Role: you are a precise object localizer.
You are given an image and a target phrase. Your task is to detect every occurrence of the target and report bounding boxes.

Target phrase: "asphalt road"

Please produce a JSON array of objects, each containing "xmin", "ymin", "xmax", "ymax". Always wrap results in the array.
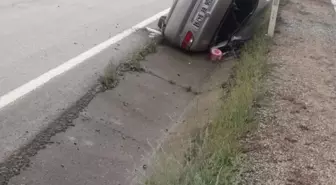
[
  {"xmin": 0, "ymin": 0, "xmax": 169, "ymax": 96},
  {"xmin": 0, "ymin": 0, "xmax": 170, "ymax": 162}
]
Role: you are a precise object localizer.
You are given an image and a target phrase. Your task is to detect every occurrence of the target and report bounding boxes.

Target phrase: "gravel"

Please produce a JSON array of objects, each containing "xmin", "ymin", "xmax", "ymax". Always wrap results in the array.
[{"xmin": 241, "ymin": 0, "xmax": 336, "ymax": 184}]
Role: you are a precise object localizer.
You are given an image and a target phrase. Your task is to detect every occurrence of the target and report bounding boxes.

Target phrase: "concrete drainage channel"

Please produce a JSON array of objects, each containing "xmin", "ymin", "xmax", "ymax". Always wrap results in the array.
[{"xmin": 0, "ymin": 29, "xmax": 234, "ymax": 185}]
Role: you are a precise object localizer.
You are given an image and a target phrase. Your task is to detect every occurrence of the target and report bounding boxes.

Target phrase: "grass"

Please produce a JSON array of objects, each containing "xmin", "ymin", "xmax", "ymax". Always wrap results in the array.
[
  {"xmin": 118, "ymin": 40, "xmax": 157, "ymax": 73},
  {"xmin": 144, "ymin": 20, "xmax": 270, "ymax": 185},
  {"xmin": 99, "ymin": 40, "xmax": 158, "ymax": 89},
  {"xmin": 99, "ymin": 62, "xmax": 119, "ymax": 89}
]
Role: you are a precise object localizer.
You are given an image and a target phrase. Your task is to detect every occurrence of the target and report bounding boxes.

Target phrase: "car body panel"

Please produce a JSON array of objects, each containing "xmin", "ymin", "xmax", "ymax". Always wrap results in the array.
[
  {"xmin": 164, "ymin": 0, "xmax": 232, "ymax": 51},
  {"xmin": 231, "ymin": 0, "xmax": 270, "ymax": 41},
  {"xmin": 162, "ymin": 0, "xmax": 270, "ymax": 52}
]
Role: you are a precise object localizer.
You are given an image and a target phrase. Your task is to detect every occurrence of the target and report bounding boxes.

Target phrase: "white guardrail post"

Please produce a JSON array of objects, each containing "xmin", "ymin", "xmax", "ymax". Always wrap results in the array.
[{"xmin": 268, "ymin": 0, "xmax": 280, "ymax": 37}]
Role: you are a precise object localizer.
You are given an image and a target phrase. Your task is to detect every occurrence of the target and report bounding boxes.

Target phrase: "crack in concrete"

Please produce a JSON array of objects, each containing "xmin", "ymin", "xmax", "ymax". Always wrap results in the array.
[
  {"xmin": 144, "ymin": 69, "xmax": 201, "ymax": 95},
  {"xmin": 93, "ymin": 116, "xmax": 147, "ymax": 146}
]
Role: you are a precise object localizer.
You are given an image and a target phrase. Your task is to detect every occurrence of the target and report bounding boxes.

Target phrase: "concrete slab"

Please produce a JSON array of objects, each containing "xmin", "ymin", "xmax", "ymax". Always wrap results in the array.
[
  {"xmin": 142, "ymin": 46, "xmax": 219, "ymax": 92},
  {"xmin": 4, "ymin": 42, "xmax": 233, "ymax": 185},
  {"xmin": 9, "ymin": 114, "xmax": 148, "ymax": 185},
  {"xmin": 200, "ymin": 60, "xmax": 235, "ymax": 92},
  {"xmin": 83, "ymin": 72, "xmax": 194, "ymax": 144},
  {"xmin": 8, "ymin": 72, "xmax": 194, "ymax": 185}
]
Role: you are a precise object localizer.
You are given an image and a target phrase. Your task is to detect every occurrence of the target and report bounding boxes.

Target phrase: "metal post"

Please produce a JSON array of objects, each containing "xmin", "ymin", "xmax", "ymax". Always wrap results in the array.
[{"xmin": 268, "ymin": 0, "xmax": 280, "ymax": 37}]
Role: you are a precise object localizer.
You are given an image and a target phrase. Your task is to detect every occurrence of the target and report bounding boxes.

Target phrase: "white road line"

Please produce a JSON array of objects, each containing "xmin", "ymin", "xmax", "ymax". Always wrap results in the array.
[
  {"xmin": 332, "ymin": 0, "xmax": 336, "ymax": 12},
  {"xmin": 0, "ymin": 8, "xmax": 170, "ymax": 110}
]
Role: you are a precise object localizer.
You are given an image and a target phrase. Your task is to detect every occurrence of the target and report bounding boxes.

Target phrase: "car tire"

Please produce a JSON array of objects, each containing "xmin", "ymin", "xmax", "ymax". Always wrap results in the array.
[{"xmin": 158, "ymin": 16, "xmax": 167, "ymax": 31}]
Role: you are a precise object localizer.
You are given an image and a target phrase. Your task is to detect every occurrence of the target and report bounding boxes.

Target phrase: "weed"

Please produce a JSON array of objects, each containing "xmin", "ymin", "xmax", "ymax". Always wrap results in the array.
[
  {"xmin": 118, "ymin": 61, "xmax": 145, "ymax": 72},
  {"xmin": 144, "ymin": 17, "xmax": 270, "ymax": 185},
  {"xmin": 99, "ymin": 72, "xmax": 118, "ymax": 89},
  {"xmin": 99, "ymin": 62, "xmax": 119, "ymax": 89},
  {"xmin": 185, "ymin": 86, "xmax": 192, "ymax": 93},
  {"xmin": 118, "ymin": 41, "xmax": 158, "ymax": 73},
  {"xmin": 100, "ymin": 40, "xmax": 158, "ymax": 89}
]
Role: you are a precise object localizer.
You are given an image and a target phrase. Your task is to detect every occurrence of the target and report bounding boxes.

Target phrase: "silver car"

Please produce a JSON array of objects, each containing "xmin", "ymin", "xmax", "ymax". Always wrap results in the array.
[{"xmin": 158, "ymin": 0, "xmax": 270, "ymax": 52}]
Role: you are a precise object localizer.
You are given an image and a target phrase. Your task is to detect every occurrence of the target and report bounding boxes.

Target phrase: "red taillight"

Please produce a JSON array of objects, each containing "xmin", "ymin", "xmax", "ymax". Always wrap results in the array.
[{"xmin": 181, "ymin": 31, "xmax": 194, "ymax": 49}]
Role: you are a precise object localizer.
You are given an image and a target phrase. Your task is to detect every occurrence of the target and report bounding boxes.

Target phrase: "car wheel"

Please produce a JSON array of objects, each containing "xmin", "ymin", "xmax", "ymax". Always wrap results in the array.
[{"xmin": 158, "ymin": 16, "xmax": 167, "ymax": 30}]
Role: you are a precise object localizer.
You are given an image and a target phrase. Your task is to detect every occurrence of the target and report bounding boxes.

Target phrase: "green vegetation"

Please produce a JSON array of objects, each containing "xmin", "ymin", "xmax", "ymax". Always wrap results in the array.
[
  {"xmin": 145, "ymin": 23, "xmax": 270, "ymax": 185},
  {"xmin": 99, "ymin": 40, "xmax": 158, "ymax": 89}
]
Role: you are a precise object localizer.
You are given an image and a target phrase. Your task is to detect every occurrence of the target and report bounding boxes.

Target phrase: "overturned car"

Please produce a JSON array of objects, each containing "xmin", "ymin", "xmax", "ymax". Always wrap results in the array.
[{"xmin": 158, "ymin": 0, "xmax": 270, "ymax": 52}]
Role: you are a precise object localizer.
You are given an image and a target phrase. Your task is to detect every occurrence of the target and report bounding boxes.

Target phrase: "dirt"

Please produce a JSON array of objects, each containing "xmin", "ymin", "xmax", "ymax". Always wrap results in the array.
[{"xmin": 241, "ymin": 0, "xmax": 336, "ymax": 184}]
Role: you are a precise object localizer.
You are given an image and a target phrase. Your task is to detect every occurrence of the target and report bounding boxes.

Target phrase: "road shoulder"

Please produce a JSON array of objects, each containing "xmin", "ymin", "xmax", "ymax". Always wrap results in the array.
[
  {"xmin": 2, "ymin": 40, "xmax": 233, "ymax": 185},
  {"xmin": 242, "ymin": 0, "xmax": 336, "ymax": 184}
]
